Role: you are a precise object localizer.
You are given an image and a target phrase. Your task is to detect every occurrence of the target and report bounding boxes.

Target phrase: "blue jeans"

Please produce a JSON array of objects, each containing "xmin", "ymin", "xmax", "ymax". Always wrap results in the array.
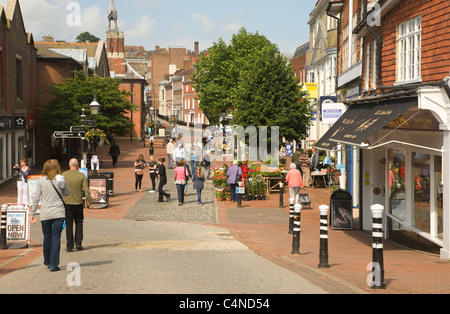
[
  {"xmin": 230, "ymin": 184, "xmax": 238, "ymax": 202},
  {"xmin": 196, "ymin": 189, "xmax": 202, "ymax": 204},
  {"xmin": 41, "ymin": 218, "xmax": 65, "ymax": 270},
  {"xmin": 176, "ymin": 184, "xmax": 185, "ymax": 203}
]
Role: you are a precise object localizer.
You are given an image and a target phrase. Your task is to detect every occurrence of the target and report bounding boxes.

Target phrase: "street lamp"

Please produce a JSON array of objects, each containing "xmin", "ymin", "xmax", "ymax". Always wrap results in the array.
[
  {"xmin": 89, "ymin": 95, "xmax": 101, "ymax": 117},
  {"xmin": 149, "ymin": 106, "xmax": 155, "ymax": 121},
  {"xmin": 89, "ymin": 95, "xmax": 101, "ymax": 159}
]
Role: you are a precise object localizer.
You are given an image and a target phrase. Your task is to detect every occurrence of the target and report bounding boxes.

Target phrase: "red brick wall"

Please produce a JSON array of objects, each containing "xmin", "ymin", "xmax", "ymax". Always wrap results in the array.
[
  {"xmin": 37, "ymin": 61, "xmax": 74, "ymax": 108},
  {"xmin": 365, "ymin": 0, "xmax": 450, "ymax": 87},
  {"xmin": 120, "ymin": 81, "xmax": 145, "ymax": 139}
]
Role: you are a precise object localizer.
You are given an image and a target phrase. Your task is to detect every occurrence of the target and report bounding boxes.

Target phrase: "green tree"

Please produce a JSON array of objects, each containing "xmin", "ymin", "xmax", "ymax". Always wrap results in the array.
[
  {"xmin": 76, "ymin": 32, "xmax": 100, "ymax": 43},
  {"xmin": 40, "ymin": 70, "xmax": 135, "ymax": 136},
  {"xmin": 193, "ymin": 28, "xmax": 311, "ymax": 143}
]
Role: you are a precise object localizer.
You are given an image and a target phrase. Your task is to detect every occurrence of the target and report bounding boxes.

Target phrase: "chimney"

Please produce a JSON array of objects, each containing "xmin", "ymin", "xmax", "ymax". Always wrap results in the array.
[{"xmin": 194, "ymin": 41, "xmax": 199, "ymax": 55}]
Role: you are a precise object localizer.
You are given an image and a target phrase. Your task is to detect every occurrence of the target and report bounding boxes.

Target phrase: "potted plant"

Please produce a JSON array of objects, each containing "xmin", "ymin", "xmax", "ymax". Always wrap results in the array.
[
  {"xmin": 223, "ymin": 188, "xmax": 231, "ymax": 201},
  {"xmin": 85, "ymin": 129, "xmax": 108, "ymax": 144},
  {"xmin": 215, "ymin": 190, "xmax": 224, "ymax": 201}
]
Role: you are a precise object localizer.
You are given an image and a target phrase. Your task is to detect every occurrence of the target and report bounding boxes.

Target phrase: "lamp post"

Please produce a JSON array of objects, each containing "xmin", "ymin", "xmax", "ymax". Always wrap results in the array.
[
  {"xmin": 81, "ymin": 108, "xmax": 86, "ymax": 167},
  {"xmin": 89, "ymin": 95, "xmax": 101, "ymax": 155}
]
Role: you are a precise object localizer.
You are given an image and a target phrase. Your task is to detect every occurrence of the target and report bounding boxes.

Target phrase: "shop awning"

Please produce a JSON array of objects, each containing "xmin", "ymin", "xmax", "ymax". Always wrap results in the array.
[{"xmin": 315, "ymin": 97, "xmax": 417, "ymax": 151}]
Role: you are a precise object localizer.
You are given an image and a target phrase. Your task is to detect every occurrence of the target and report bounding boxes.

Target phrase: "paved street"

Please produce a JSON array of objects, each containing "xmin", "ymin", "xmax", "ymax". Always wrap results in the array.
[
  {"xmin": 1, "ymin": 139, "xmax": 450, "ymax": 295},
  {"xmin": 0, "ymin": 218, "xmax": 329, "ymax": 294}
]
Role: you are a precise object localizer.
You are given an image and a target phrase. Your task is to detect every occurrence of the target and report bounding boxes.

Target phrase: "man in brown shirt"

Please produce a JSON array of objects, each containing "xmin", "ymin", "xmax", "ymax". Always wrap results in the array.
[
  {"xmin": 62, "ymin": 158, "xmax": 92, "ymax": 252},
  {"xmin": 299, "ymin": 150, "xmax": 311, "ymax": 187}
]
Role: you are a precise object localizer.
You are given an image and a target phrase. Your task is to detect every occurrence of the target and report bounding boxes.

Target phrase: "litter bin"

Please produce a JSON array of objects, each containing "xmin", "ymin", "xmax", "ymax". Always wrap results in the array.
[
  {"xmin": 88, "ymin": 174, "xmax": 109, "ymax": 209},
  {"xmin": 99, "ymin": 172, "xmax": 114, "ymax": 197}
]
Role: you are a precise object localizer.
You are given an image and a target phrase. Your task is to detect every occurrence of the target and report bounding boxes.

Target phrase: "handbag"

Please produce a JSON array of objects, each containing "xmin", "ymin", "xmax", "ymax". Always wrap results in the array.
[
  {"xmin": 136, "ymin": 169, "xmax": 144, "ymax": 176},
  {"xmin": 175, "ymin": 180, "xmax": 186, "ymax": 185}
]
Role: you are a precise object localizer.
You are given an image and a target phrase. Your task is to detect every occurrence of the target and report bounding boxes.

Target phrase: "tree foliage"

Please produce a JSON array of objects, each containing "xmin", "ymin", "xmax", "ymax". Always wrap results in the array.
[
  {"xmin": 76, "ymin": 32, "xmax": 100, "ymax": 43},
  {"xmin": 40, "ymin": 71, "xmax": 134, "ymax": 136},
  {"xmin": 193, "ymin": 28, "xmax": 311, "ymax": 143}
]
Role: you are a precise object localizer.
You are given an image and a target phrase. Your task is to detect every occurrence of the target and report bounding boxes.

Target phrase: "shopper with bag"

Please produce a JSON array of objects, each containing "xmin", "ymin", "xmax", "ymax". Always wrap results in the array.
[
  {"xmin": 30, "ymin": 159, "xmax": 71, "ymax": 272},
  {"xmin": 134, "ymin": 154, "xmax": 147, "ymax": 192},
  {"xmin": 174, "ymin": 159, "xmax": 189, "ymax": 206}
]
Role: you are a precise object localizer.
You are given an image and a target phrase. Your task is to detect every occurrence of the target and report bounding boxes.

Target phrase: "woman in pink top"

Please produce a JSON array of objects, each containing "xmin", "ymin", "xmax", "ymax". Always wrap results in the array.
[
  {"xmin": 286, "ymin": 163, "xmax": 303, "ymax": 204},
  {"xmin": 174, "ymin": 160, "xmax": 189, "ymax": 205}
]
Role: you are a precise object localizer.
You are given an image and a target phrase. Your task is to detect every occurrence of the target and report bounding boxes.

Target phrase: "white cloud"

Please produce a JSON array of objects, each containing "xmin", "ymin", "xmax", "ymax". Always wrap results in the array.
[
  {"xmin": 125, "ymin": 14, "xmax": 155, "ymax": 41},
  {"xmin": 192, "ymin": 12, "xmax": 215, "ymax": 33}
]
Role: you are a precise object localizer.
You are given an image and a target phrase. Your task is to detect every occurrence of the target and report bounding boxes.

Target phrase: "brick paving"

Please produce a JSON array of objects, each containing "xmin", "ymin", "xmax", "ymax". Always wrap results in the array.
[{"xmin": 1, "ymin": 138, "xmax": 450, "ymax": 294}]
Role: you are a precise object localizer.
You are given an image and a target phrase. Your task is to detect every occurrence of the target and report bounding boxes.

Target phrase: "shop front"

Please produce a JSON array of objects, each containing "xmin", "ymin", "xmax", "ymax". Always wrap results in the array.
[{"xmin": 315, "ymin": 84, "xmax": 450, "ymax": 259}]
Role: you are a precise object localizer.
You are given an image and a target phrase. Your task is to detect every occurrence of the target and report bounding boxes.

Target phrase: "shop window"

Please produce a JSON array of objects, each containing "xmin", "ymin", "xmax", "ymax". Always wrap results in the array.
[
  {"xmin": 388, "ymin": 150, "xmax": 406, "ymax": 220},
  {"xmin": 435, "ymin": 156, "xmax": 443, "ymax": 239},
  {"xmin": 412, "ymin": 152, "xmax": 430, "ymax": 234}
]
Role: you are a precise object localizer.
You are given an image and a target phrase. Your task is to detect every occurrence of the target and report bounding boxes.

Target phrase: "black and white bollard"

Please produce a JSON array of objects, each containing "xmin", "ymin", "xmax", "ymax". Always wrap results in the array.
[
  {"xmin": 291, "ymin": 203, "xmax": 302, "ymax": 255},
  {"xmin": 370, "ymin": 204, "xmax": 386, "ymax": 289},
  {"xmin": 288, "ymin": 197, "xmax": 294, "ymax": 234},
  {"xmin": 318, "ymin": 205, "xmax": 330, "ymax": 268},
  {"xmin": 1, "ymin": 205, "xmax": 7, "ymax": 250}
]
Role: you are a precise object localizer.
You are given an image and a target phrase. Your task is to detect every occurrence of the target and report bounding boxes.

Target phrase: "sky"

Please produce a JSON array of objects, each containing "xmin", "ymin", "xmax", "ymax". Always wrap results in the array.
[{"xmin": 0, "ymin": 0, "xmax": 317, "ymax": 53}]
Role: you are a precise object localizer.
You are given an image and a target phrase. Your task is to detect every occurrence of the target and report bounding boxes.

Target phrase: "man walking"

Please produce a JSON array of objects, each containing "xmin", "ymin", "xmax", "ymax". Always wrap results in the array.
[
  {"xmin": 62, "ymin": 158, "xmax": 92, "ymax": 252},
  {"xmin": 109, "ymin": 141, "xmax": 120, "ymax": 167}
]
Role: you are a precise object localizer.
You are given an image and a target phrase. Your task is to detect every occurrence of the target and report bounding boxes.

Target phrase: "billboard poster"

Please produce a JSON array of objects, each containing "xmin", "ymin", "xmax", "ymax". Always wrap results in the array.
[
  {"xmin": 331, "ymin": 189, "xmax": 353, "ymax": 230},
  {"xmin": 89, "ymin": 177, "xmax": 108, "ymax": 208}
]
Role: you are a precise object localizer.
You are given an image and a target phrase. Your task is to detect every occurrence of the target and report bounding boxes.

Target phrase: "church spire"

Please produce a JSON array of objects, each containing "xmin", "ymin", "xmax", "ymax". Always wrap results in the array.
[{"xmin": 107, "ymin": 0, "xmax": 118, "ymax": 32}]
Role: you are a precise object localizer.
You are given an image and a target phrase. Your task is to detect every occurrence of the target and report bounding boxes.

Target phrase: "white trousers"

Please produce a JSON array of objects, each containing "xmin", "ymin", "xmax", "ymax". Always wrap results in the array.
[{"xmin": 17, "ymin": 181, "xmax": 28, "ymax": 204}]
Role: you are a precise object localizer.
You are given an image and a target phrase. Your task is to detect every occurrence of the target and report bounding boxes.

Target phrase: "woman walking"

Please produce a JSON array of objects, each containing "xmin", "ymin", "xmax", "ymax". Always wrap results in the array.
[
  {"xmin": 30, "ymin": 159, "xmax": 70, "ymax": 272},
  {"xmin": 174, "ymin": 160, "xmax": 189, "ymax": 206},
  {"xmin": 13, "ymin": 158, "xmax": 31, "ymax": 205},
  {"xmin": 134, "ymin": 154, "xmax": 147, "ymax": 192},
  {"xmin": 156, "ymin": 158, "xmax": 171, "ymax": 202},
  {"xmin": 193, "ymin": 166, "xmax": 205, "ymax": 206},
  {"xmin": 147, "ymin": 155, "xmax": 157, "ymax": 193}
]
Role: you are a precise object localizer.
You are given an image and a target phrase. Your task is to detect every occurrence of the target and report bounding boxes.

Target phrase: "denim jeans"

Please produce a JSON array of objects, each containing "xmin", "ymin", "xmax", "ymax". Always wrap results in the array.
[
  {"xmin": 176, "ymin": 184, "xmax": 185, "ymax": 203},
  {"xmin": 41, "ymin": 218, "xmax": 65, "ymax": 270},
  {"xmin": 196, "ymin": 189, "xmax": 202, "ymax": 204},
  {"xmin": 230, "ymin": 184, "xmax": 237, "ymax": 201}
]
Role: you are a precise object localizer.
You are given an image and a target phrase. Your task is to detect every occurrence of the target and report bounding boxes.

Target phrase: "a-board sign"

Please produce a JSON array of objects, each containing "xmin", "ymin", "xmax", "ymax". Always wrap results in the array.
[
  {"xmin": 6, "ymin": 205, "xmax": 31, "ymax": 243},
  {"xmin": 89, "ymin": 176, "xmax": 108, "ymax": 209},
  {"xmin": 330, "ymin": 189, "xmax": 353, "ymax": 230}
]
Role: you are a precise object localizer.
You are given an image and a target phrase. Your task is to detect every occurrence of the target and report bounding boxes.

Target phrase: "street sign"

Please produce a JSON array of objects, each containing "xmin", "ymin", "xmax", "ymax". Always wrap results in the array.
[
  {"xmin": 53, "ymin": 131, "xmax": 86, "ymax": 139},
  {"xmin": 84, "ymin": 120, "xmax": 96, "ymax": 127},
  {"xmin": 71, "ymin": 126, "xmax": 85, "ymax": 132}
]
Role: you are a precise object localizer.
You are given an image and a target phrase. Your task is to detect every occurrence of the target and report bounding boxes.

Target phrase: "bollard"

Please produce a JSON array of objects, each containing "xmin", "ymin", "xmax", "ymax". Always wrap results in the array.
[
  {"xmin": 291, "ymin": 203, "xmax": 302, "ymax": 255},
  {"xmin": 318, "ymin": 205, "xmax": 330, "ymax": 268},
  {"xmin": 288, "ymin": 198, "xmax": 294, "ymax": 234},
  {"xmin": 1, "ymin": 205, "xmax": 7, "ymax": 250},
  {"xmin": 370, "ymin": 204, "xmax": 386, "ymax": 289},
  {"xmin": 279, "ymin": 181, "xmax": 284, "ymax": 209}
]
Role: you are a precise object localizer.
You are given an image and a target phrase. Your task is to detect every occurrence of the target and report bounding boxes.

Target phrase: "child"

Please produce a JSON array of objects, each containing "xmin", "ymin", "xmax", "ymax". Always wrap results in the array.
[{"xmin": 192, "ymin": 166, "xmax": 205, "ymax": 205}]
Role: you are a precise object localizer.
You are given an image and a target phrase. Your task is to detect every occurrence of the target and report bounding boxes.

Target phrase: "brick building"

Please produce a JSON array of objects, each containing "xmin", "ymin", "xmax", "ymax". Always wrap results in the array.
[
  {"xmin": 106, "ymin": 0, "xmax": 146, "ymax": 141},
  {"xmin": 0, "ymin": 0, "xmax": 37, "ymax": 184},
  {"xmin": 318, "ymin": 0, "xmax": 450, "ymax": 258}
]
